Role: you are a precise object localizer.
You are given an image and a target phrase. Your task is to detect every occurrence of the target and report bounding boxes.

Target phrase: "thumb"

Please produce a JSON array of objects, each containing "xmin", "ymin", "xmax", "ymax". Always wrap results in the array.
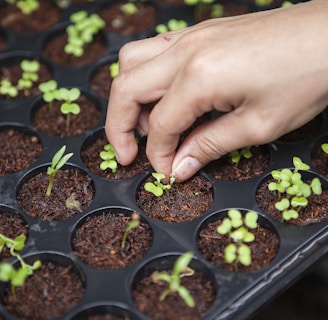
[{"xmin": 171, "ymin": 108, "xmax": 278, "ymax": 182}]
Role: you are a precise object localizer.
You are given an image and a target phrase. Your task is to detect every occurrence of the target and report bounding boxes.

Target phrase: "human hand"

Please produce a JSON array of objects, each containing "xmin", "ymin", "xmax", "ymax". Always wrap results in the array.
[{"xmin": 106, "ymin": 0, "xmax": 328, "ymax": 182}]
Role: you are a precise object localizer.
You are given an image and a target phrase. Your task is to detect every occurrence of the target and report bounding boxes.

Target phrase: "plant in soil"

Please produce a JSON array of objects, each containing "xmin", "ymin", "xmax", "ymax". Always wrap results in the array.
[
  {"xmin": 99, "ymin": 143, "xmax": 118, "ymax": 173},
  {"xmin": 144, "ymin": 172, "xmax": 176, "ymax": 197},
  {"xmin": 46, "ymin": 145, "xmax": 74, "ymax": 196},
  {"xmin": 0, "ymin": 233, "xmax": 41, "ymax": 294},
  {"xmin": 151, "ymin": 251, "xmax": 196, "ymax": 308},
  {"xmin": 268, "ymin": 156, "xmax": 322, "ymax": 221},
  {"xmin": 121, "ymin": 212, "xmax": 140, "ymax": 249},
  {"xmin": 216, "ymin": 209, "xmax": 258, "ymax": 269},
  {"xmin": 65, "ymin": 10, "xmax": 105, "ymax": 58},
  {"xmin": 5, "ymin": 0, "xmax": 39, "ymax": 15}
]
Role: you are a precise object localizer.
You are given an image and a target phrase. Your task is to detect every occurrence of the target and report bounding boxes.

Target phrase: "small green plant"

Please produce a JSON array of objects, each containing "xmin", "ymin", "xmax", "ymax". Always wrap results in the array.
[
  {"xmin": 57, "ymin": 88, "xmax": 81, "ymax": 129},
  {"xmin": 321, "ymin": 143, "xmax": 328, "ymax": 155},
  {"xmin": 99, "ymin": 143, "xmax": 118, "ymax": 173},
  {"xmin": 229, "ymin": 146, "xmax": 253, "ymax": 165},
  {"xmin": 121, "ymin": 212, "xmax": 140, "ymax": 248},
  {"xmin": 38, "ymin": 79, "xmax": 58, "ymax": 109},
  {"xmin": 0, "ymin": 59, "xmax": 40, "ymax": 98},
  {"xmin": 254, "ymin": 0, "xmax": 273, "ymax": 6},
  {"xmin": 217, "ymin": 209, "xmax": 258, "ymax": 268},
  {"xmin": 6, "ymin": 0, "xmax": 39, "ymax": 15},
  {"xmin": 0, "ymin": 233, "xmax": 41, "ymax": 295},
  {"xmin": 65, "ymin": 10, "xmax": 105, "ymax": 57},
  {"xmin": 155, "ymin": 19, "xmax": 188, "ymax": 34},
  {"xmin": 281, "ymin": 1, "xmax": 293, "ymax": 6},
  {"xmin": 144, "ymin": 172, "xmax": 176, "ymax": 197},
  {"xmin": 268, "ymin": 157, "xmax": 322, "ymax": 221},
  {"xmin": 151, "ymin": 252, "xmax": 195, "ymax": 308},
  {"xmin": 46, "ymin": 145, "xmax": 74, "ymax": 196},
  {"xmin": 109, "ymin": 61, "xmax": 120, "ymax": 79}
]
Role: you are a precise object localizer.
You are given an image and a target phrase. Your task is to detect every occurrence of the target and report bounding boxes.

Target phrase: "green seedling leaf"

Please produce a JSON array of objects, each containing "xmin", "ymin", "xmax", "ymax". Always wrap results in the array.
[
  {"xmin": 144, "ymin": 182, "xmax": 163, "ymax": 197},
  {"xmin": 230, "ymin": 150, "xmax": 240, "ymax": 164},
  {"xmin": 321, "ymin": 143, "xmax": 328, "ymax": 155},
  {"xmin": 177, "ymin": 285, "xmax": 195, "ymax": 308},
  {"xmin": 311, "ymin": 177, "xmax": 322, "ymax": 195},
  {"xmin": 244, "ymin": 211, "xmax": 258, "ymax": 229},
  {"xmin": 217, "ymin": 217, "xmax": 232, "ymax": 235},
  {"xmin": 109, "ymin": 62, "xmax": 120, "ymax": 78},
  {"xmin": 224, "ymin": 243, "xmax": 237, "ymax": 264},
  {"xmin": 227, "ymin": 209, "xmax": 243, "ymax": 228},
  {"xmin": 275, "ymin": 198, "xmax": 290, "ymax": 211},
  {"xmin": 60, "ymin": 102, "xmax": 80, "ymax": 115},
  {"xmin": 12, "ymin": 234, "xmax": 26, "ymax": 251},
  {"xmin": 291, "ymin": 196, "xmax": 308, "ymax": 207},
  {"xmin": 20, "ymin": 60, "xmax": 40, "ymax": 73},
  {"xmin": 268, "ymin": 181, "xmax": 285, "ymax": 193},
  {"xmin": 238, "ymin": 244, "xmax": 252, "ymax": 266},
  {"xmin": 0, "ymin": 263, "xmax": 15, "ymax": 282},
  {"xmin": 293, "ymin": 156, "xmax": 310, "ymax": 172},
  {"xmin": 283, "ymin": 209, "xmax": 299, "ymax": 221}
]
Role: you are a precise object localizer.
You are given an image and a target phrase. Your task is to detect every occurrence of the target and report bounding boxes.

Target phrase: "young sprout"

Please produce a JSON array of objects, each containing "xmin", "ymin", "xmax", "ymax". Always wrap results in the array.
[
  {"xmin": 229, "ymin": 146, "xmax": 253, "ymax": 165},
  {"xmin": 17, "ymin": 59, "xmax": 40, "ymax": 96},
  {"xmin": 268, "ymin": 157, "xmax": 322, "ymax": 221},
  {"xmin": 57, "ymin": 88, "xmax": 81, "ymax": 129},
  {"xmin": 99, "ymin": 143, "xmax": 118, "ymax": 173},
  {"xmin": 121, "ymin": 212, "xmax": 140, "ymax": 249},
  {"xmin": 217, "ymin": 209, "xmax": 258, "ymax": 267},
  {"xmin": 155, "ymin": 19, "xmax": 188, "ymax": 34},
  {"xmin": 0, "ymin": 79, "xmax": 18, "ymax": 98},
  {"xmin": 0, "ymin": 233, "xmax": 41, "ymax": 294},
  {"xmin": 121, "ymin": 2, "xmax": 138, "ymax": 16},
  {"xmin": 38, "ymin": 80, "xmax": 58, "ymax": 110},
  {"xmin": 46, "ymin": 145, "xmax": 73, "ymax": 196},
  {"xmin": 144, "ymin": 172, "xmax": 176, "ymax": 197},
  {"xmin": 65, "ymin": 10, "xmax": 105, "ymax": 57},
  {"xmin": 321, "ymin": 143, "xmax": 328, "ymax": 155},
  {"xmin": 109, "ymin": 61, "xmax": 120, "ymax": 79},
  {"xmin": 6, "ymin": 0, "xmax": 39, "ymax": 15},
  {"xmin": 151, "ymin": 252, "xmax": 195, "ymax": 308}
]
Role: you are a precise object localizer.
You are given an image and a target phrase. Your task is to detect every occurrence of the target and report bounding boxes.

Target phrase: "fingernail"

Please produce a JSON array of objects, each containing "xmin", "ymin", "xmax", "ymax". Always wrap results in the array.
[{"xmin": 172, "ymin": 157, "xmax": 203, "ymax": 181}]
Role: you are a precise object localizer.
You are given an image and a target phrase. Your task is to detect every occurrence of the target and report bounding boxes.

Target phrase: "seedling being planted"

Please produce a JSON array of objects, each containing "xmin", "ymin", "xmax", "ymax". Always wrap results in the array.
[
  {"xmin": 99, "ymin": 143, "xmax": 118, "ymax": 173},
  {"xmin": 151, "ymin": 252, "xmax": 195, "ymax": 308},
  {"xmin": 144, "ymin": 172, "xmax": 176, "ymax": 197},
  {"xmin": 121, "ymin": 212, "xmax": 140, "ymax": 249},
  {"xmin": 229, "ymin": 146, "xmax": 253, "ymax": 165},
  {"xmin": 46, "ymin": 145, "xmax": 73, "ymax": 196},
  {"xmin": 65, "ymin": 10, "xmax": 105, "ymax": 57},
  {"xmin": 0, "ymin": 233, "xmax": 41, "ymax": 295},
  {"xmin": 268, "ymin": 157, "xmax": 322, "ymax": 221},
  {"xmin": 5, "ymin": 0, "xmax": 39, "ymax": 15},
  {"xmin": 217, "ymin": 209, "xmax": 258, "ymax": 268}
]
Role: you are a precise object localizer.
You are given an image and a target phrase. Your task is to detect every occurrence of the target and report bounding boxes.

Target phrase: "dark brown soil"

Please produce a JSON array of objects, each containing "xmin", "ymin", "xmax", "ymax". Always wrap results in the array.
[
  {"xmin": 0, "ymin": 128, "xmax": 42, "ymax": 176},
  {"xmin": 32, "ymin": 95, "xmax": 102, "ymax": 137},
  {"xmin": 89, "ymin": 62, "xmax": 113, "ymax": 99},
  {"xmin": 0, "ymin": 59, "xmax": 53, "ymax": 99},
  {"xmin": 43, "ymin": 33, "xmax": 107, "ymax": 67},
  {"xmin": 2, "ymin": 261, "xmax": 84, "ymax": 320},
  {"xmin": 72, "ymin": 211, "xmax": 152, "ymax": 269},
  {"xmin": 0, "ymin": 32, "xmax": 6, "ymax": 51},
  {"xmin": 0, "ymin": 0, "xmax": 61, "ymax": 33},
  {"xmin": 16, "ymin": 168, "xmax": 94, "ymax": 221},
  {"xmin": 132, "ymin": 268, "xmax": 216, "ymax": 320},
  {"xmin": 256, "ymin": 179, "xmax": 328, "ymax": 226},
  {"xmin": 278, "ymin": 115, "xmax": 323, "ymax": 143},
  {"xmin": 99, "ymin": 1, "xmax": 157, "ymax": 36},
  {"xmin": 81, "ymin": 132, "xmax": 151, "ymax": 179},
  {"xmin": 136, "ymin": 174, "xmax": 214, "ymax": 223},
  {"xmin": 312, "ymin": 143, "xmax": 328, "ymax": 177},
  {"xmin": 203, "ymin": 145, "xmax": 270, "ymax": 181},
  {"xmin": 198, "ymin": 217, "xmax": 279, "ymax": 272},
  {"xmin": 0, "ymin": 211, "xmax": 29, "ymax": 262}
]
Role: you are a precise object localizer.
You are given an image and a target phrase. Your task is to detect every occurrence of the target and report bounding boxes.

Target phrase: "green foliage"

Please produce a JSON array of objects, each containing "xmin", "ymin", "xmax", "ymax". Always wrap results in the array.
[
  {"xmin": 151, "ymin": 252, "xmax": 195, "ymax": 308},
  {"xmin": 6, "ymin": 0, "xmax": 39, "ymax": 15},
  {"xmin": 254, "ymin": 0, "xmax": 273, "ymax": 6},
  {"xmin": 46, "ymin": 145, "xmax": 73, "ymax": 196},
  {"xmin": 281, "ymin": 1, "xmax": 293, "ymax": 6},
  {"xmin": 217, "ymin": 209, "xmax": 258, "ymax": 267},
  {"xmin": 229, "ymin": 146, "xmax": 253, "ymax": 165},
  {"xmin": 65, "ymin": 10, "xmax": 105, "ymax": 57},
  {"xmin": 144, "ymin": 172, "xmax": 176, "ymax": 197},
  {"xmin": 109, "ymin": 61, "xmax": 120, "ymax": 78},
  {"xmin": 0, "ymin": 59, "xmax": 40, "ymax": 98},
  {"xmin": 321, "ymin": 143, "xmax": 328, "ymax": 155},
  {"xmin": 268, "ymin": 157, "xmax": 322, "ymax": 221},
  {"xmin": 99, "ymin": 143, "xmax": 118, "ymax": 173},
  {"xmin": 155, "ymin": 19, "xmax": 188, "ymax": 34},
  {"xmin": 121, "ymin": 212, "xmax": 140, "ymax": 248},
  {"xmin": 58, "ymin": 88, "xmax": 81, "ymax": 128},
  {"xmin": 38, "ymin": 79, "xmax": 58, "ymax": 106},
  {"xmin": 0, "ymin": 233, "xmax": 41, "ymax": 294}
]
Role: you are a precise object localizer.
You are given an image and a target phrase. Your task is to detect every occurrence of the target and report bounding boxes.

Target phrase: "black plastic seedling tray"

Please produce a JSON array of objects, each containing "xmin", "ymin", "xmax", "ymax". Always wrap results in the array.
[{"xmin": 0, "ymin": 0, "xmax": 327, "ymax": 319}]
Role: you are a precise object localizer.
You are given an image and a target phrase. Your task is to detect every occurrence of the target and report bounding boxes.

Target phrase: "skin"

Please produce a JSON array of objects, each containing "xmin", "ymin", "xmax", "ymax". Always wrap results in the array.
[{"xmin": 106, "ymin": 0, "xmax": 328, "ymax": 182}]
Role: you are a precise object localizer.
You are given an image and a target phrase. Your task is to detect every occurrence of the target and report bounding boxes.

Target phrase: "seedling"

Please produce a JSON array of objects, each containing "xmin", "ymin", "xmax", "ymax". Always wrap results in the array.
[
  {"xmin": 268, "ymin": 157, "xmax": 322, "ymax": 221},
  {"xmin": 0, "ymin": 79, "xmax": 18, "ymax": 98},
  {"xmin": 217, "ymin": 209, "xmax": 258, "ymax": 268},
  {"xmin": 121, "ymin": 212, "xmax": 140, "ymax": 249},
  {"xmin": 0, "ymin": 232, "xmax": 41, "ymax": 295},
  {"xmin": 144, "ymin": 172, "xmax": 176, "ymax": 197},
  {"xmin": 17, "ymin": 59, "xmax": 40, "ymax": 95},
  {"xmin": 321, "ymin": 143, "xmax": 328, "ymax": 155},
  {"xmin": 151, "ymin": 252, "xmax": 195, "ymax": 308},
  {"xmin": 184, "ymin": 0, "xmax": 215, "ymax": 22},
  {"xmin": 109, "ymin": 61, "xmax": 120, "ymax": 79},
  {"xmin": 229, "ymin": 146, "xmax": 253, "ymax": 165},
  {"xmin": 5, "ymin": 0, "xmax": 39, "ymax": 15},
  {"xmin": 46, "ymin": 145, "xmax": 73, "ymax": 196},
  {"xmin": 57, "ymin": 88, "xmax": 81, "ymax": 129},
  {"xmin": 99, "ymin": 143, "xmax": 118, "ymax": 173},
  {"xmin": 65, "ymin": 10, "xmax": 105, "ymax": 57},
  {"xmin": 156, "ymin": 19, "xmax": 188, "ymax": 34},
  {"xmin": 38, "ymin": 79, "xmax": 58, "ymax": 110}
]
